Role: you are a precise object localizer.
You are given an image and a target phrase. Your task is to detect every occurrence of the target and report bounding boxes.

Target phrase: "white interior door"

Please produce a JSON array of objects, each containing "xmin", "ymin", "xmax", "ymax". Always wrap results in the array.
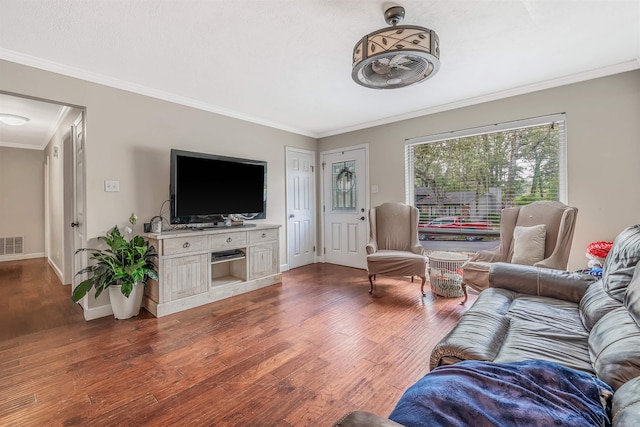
[
  {"xmin": 71, "ymin": 113, "xmax": 87, "ymax": 304},
  {"xmin": 286, "ymin": 147, "xmax": 316, "ymax": 269},
  {"xmin": 322, "ymin": 146, "xmax": 368, "ymax": 269}
]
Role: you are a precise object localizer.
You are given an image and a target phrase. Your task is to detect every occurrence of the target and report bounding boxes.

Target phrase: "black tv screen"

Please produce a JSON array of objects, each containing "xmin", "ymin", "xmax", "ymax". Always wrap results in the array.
[{"xmin": 170, "ymin": 149, "xmax": 266, "ymax": 224}]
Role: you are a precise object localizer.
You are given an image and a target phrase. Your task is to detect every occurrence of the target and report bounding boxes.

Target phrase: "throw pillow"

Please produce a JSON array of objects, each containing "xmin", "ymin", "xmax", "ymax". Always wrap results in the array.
[{"xmin": 511, "ymin": 224, "xmax": 546, "ymax": 266}]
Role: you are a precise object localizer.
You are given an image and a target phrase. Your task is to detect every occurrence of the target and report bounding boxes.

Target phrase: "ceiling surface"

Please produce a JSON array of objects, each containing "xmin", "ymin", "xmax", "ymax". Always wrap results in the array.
[{"xmin": 0, "ymin": 0, "xmax": 639, "ymax": 148}]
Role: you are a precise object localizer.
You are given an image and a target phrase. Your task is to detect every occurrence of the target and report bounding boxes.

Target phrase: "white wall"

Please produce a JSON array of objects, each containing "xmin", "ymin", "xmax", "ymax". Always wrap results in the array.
[
  {"xmin": 1, "ymin": 59, "xmax": 317, "ymax": 315},
  {"xmin": 319, "ymin": 70, "xmax": 640, "ymax": 270},
  {"xmin": 0, "ymin": 146, "xmax": 44, "ymax": 259},
  {"xmin": 3, "ymin": 57, "xmax": 638, "ymax": 313}
]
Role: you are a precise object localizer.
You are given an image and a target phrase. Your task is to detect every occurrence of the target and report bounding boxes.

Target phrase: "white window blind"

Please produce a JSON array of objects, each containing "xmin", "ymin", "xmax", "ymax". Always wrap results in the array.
[{"xmin": 405, "ymin": 114, "xmax": 567, "ymax": 227}]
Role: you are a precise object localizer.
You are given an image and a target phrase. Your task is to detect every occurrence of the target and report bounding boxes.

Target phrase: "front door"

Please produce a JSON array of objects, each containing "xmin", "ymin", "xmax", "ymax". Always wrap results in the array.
[
  {"xmin": 286, "ymin": 147, "xmax": 316, "ymax": 270},
  {"xmin": 322, "ymin": 146, "xmax": 368, "ymax": 269}
]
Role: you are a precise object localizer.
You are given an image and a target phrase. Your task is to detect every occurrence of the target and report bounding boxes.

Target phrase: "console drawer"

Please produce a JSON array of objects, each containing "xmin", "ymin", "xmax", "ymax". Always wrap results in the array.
[
  {"xmin": 163, "ymin": 235, "xmax": 208, "ymax": 255},
  {"xmin": 210, "ymin": 232, "xmax": 247, "ymax": 250},
  {"xmin": 248, "ymin": 228, "xmax": 278, "ymax": 244}
]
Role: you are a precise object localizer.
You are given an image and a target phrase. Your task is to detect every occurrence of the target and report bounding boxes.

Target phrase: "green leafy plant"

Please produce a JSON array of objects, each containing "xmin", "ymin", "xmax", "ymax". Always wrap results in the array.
[{"xmin": 72, "ymin": 214, "xmax": 158, "ymax": 302}]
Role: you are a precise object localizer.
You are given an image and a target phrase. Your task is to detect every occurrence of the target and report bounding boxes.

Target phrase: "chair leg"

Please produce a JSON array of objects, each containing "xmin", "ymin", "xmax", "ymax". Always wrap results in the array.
[
  {"xmin": 461, "ymin": 284, "xmax": 468, "ymax": 305},
  {"xmin": 420, "ymin": 275, "xmax": 426, "ymax": 297},
  {"xmin": 368, "ymin": 274, "xmax": 375, "ymax": 294},
  {"xmin": 411, "ymin": 276, "xmax": 414, "ymax": 283}
]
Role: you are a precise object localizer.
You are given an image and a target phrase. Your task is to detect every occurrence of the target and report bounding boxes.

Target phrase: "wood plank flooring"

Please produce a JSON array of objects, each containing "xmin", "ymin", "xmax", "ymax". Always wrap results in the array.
[{"xmin": 0, "ymin": 259, "xmax": 475, "ymax": 426}]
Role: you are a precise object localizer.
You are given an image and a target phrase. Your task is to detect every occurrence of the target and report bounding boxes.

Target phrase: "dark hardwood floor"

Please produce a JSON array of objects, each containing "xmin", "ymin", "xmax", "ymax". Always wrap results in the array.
[
  {"xmin": 0, "ymin": 259, "xmax": 475, "ymax": 426},
  {"xmin": 0, "ymin": 258, "xmax": 85, "ymax": 341}
]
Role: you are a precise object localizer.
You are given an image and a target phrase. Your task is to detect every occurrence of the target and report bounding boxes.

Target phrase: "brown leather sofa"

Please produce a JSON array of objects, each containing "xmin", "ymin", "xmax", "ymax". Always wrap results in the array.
[{"xmin": 335, "ymin": 224, "xmax": 640, "ymax": 426}]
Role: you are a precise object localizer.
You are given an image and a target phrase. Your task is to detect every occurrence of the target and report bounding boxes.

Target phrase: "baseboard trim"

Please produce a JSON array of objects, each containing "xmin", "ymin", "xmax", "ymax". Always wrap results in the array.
[
  {"xmin": 280, "ymin": 263, "xmax": 289, "ymax": 272},
  {"xmin": 0, "ymin": 252, "xmax": 45, "ymax": 262},
  {"xmin": 47, "ymin": 258, "xmax": 66, "ymax": 284},
  {"xmin": 83, "ymin": 304, "xmax": 113, "ymax": 321}
]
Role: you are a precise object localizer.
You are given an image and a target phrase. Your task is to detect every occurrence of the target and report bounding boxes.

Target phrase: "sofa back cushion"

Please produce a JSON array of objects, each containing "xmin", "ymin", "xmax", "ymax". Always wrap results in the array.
[
  {"xmin": 588, "ymin": 307, "xmax": 640, "ymax": 390},
  {"xmin": 623, "ymin": 262, "xmax": 640, "ymax": 327},
  {"xmin": 579, "ymin": 280, "xmax": 623, "ymax": 331},
  {"xmin": 602, "ymin": 224, "xmax": 640, "ymax": 302}
]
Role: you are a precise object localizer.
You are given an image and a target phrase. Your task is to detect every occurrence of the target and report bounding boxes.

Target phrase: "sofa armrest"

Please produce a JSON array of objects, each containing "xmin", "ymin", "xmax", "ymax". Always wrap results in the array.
[
  {"xmin": 534, "ymin": 254, "xmax": 565, "ymax": 270},
  {"xmin": 612, "ymin": 376, "xmax": 640, "ymax": 427},
  {"xmin": 430, "ymin": 288, "xmax": 514, "ymax": 370},
  {"xmin": 411, "ymin": 243, "xmax": 424, "ymax": 256},
  {"xmin": 469, "ymin": 247, "xmax": 502, "ymax": 263},
  {"xmin": 488, "ymin": 262, "xmax": 595, "ymax": 303},
  {"xmin": 333, "ymin": 411, "xmax": 402, "ymax": 427},
  {"xmin": 366, "ymin": 239, "xmax": 378, "ymax": 255}
]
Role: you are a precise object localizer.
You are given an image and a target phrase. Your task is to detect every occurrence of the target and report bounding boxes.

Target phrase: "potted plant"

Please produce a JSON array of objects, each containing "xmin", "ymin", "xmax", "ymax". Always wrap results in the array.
[{"xmin": 72, "ymin": 213, "xmax": 158, "ymax": 319}]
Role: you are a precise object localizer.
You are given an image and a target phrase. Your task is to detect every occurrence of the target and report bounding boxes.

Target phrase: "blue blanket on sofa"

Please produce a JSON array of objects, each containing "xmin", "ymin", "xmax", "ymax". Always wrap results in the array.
[{"xmin": 389, "ymin": 360, "xmax": 613, "ymax": 427}]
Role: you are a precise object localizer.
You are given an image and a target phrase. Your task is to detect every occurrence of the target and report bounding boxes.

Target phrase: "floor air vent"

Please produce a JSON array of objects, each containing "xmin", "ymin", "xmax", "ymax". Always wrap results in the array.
[{"xmin": 0, "ymin": 236, "xmax": 24, "ymax": 256}]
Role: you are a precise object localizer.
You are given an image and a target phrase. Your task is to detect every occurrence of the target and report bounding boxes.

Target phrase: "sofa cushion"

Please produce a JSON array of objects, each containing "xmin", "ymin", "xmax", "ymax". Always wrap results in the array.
[
  {"xmin": 602, "ymin": 224, "xmax": 640, "ymax": 302},
  {"xmin": 579, "ymin": 279, "xmax": 623, "ymax": 331},
  {"xmin": 493, "ymin": 295, "xmax": 593, "ymax": 374},
  {"xmin": 511, "ymin": 224, "xmax": 546, "ymax": 265},
  {"xmin": 624, "ymin": 262, "xmax": 640, "ymax": 327},
  {"xmin": 589, "ymin": 307, "xmax": 640, "ymax": 390},
  {"xmin": 612, "ymin": 376, "xmax": 640, "ymax": 426}
]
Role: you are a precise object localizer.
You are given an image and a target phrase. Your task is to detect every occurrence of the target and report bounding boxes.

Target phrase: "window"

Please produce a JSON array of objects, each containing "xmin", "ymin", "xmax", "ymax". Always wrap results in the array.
[
  {"xmin": 405, "ymin": 114, "xmax": 566, "ymax": 233},
  {"xmin": 331, "ymin": 160, "xmax": 357, "ymax": 211}
]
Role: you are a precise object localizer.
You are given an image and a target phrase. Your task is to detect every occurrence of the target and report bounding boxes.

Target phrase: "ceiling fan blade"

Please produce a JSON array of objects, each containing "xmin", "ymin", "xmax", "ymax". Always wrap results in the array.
[{"xmin": 389, "ymin": 55, "xmax": 409, "ymax": 67}]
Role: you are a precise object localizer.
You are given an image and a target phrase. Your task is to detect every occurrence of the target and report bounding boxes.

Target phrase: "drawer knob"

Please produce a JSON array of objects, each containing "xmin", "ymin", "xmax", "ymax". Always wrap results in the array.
[
  {"xmin": 183, "ymin": 242, "xmax": 190, "ymax": 248},
  {"xmin": 226, "ymin": 237, "xmax": 232, "ymax": 243},
  {"xmin": 261, "ymin": 233, "xmax": 267, "ymax": 238}
]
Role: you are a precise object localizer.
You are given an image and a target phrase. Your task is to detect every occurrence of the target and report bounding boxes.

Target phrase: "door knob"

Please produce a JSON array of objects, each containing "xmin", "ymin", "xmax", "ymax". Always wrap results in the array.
[
  {"xmin": 288, "ymin": 214, "xmax": 295, "ymax": 219},
  {"xmin": 358, "ymin": 216, "xmax": 365, "ymax": 221},
  {"xmin": 71, "ymin": 222, "xmax": 79, "ymax": 227}
]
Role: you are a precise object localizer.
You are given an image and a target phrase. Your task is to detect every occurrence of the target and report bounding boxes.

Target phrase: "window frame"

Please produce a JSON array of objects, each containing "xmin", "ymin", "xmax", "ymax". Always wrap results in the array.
[{"xmin": 405, "ymin": 113, "xmax": 568, "ymax": 214}]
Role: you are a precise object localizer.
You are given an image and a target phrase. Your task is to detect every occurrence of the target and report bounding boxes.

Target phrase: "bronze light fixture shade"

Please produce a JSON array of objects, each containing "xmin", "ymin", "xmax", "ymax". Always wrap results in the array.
[{"xmin": 352, "ymin": 6, "xmax": 440, "ymax": 89}]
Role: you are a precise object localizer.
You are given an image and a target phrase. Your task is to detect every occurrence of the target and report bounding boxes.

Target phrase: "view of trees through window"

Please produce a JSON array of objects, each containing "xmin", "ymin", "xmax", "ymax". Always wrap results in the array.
[{"xmin": 407, "ymin": 118, "xmax": 565, "ymax": 237}]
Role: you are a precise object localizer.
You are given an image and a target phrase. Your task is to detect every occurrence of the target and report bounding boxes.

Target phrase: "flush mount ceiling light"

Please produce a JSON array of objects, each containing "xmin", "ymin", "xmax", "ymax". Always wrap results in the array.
[
  {"xmin": 0, "ymin": 113, "xmax": 30, "ymax": 126},
  {"xmin": 352, "ymin": 5, "xmax": 440, "ymax": 89}
]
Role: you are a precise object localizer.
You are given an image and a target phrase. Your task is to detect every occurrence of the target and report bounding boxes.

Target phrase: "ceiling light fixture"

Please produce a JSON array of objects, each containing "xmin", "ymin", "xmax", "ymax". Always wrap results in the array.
[
  {"xmin": 352, "ymin": 5, "xmax": 440, "ymax": 89},
  {"xmin": 0, "ymin": 113, "xmax": 30, "ymax": 126}
]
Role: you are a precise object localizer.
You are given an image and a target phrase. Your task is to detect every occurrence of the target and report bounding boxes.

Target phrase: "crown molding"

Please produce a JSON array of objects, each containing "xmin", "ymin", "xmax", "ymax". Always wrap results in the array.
[
  {"xmin": 39, "ymin": 105, "xmax": 71, "ymax": 149},
  {"xmin": 318, "ymin": 58, "xmax": 640, "ymax": 138},
  {"xmin": 0, "ymin": 141, "xmax": 43, "ymax": 150},
  {"xmin": 0, "ymin": 49, "xmax": 318, "ymax": 139},
  {"xmin": 3, "ymin": 48, "xmax": 638, "ymax": 141}
]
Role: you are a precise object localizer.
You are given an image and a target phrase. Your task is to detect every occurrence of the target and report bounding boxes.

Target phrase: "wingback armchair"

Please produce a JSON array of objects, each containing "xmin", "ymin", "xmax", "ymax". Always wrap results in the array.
[
  {"xmin": 462, "ymin": 200, "xmax": 578, "ymax": 303},
  {"xmin": 366, "ymin": 202, "xmax": 427, "ymax": 296}
]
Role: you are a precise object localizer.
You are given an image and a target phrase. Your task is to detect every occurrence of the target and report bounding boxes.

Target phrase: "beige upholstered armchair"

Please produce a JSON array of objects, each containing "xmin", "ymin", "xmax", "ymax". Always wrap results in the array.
[
  {"xmin": 462, "ymin": 200, "xmax": 578, "ymax": 303},
  {"xmin": 366, "ymin": 202, "xmax": 427, "ymax": 296}
]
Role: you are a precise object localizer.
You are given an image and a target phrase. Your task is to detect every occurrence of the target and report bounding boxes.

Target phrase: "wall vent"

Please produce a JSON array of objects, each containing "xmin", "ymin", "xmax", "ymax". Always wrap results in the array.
[{"xmin": 0, "ymin": 236, "xmax": 24, "ymax": 256}]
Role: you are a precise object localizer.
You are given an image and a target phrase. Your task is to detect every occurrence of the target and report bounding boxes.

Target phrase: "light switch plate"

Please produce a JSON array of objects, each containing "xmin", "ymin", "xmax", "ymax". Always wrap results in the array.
[
  {"xmin": 371, "ymin": 185, "xmax": 379, "ymax": 193},
  {"xmin": 104, "ymin": 180, "xmax": 120, "ymax": 192}
]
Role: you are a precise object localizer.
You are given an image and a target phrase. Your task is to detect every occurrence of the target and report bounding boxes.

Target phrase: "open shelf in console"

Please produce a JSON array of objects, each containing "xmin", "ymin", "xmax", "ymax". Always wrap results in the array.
[{"xmin": 210, "ymin": 249, "xmax": 247, "ymax": 287}]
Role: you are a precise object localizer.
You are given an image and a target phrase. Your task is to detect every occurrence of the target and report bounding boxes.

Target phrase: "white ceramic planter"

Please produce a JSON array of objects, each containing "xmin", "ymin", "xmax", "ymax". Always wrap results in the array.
[{"xmin": 108, "ymin": 283, "xmax": 144, "ymax": 319}]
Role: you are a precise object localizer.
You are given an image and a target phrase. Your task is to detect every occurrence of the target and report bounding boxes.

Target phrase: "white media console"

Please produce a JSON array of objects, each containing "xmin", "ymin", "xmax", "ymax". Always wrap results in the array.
[{"xmin": 143, "ymin": 224, "xmax": 281, "ymax": 317}]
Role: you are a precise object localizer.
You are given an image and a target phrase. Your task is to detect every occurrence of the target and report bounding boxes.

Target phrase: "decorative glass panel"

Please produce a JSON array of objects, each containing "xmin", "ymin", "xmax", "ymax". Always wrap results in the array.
[{"xmin": 332, "ymin": 161, "xmax": 356, "ymax": 211}]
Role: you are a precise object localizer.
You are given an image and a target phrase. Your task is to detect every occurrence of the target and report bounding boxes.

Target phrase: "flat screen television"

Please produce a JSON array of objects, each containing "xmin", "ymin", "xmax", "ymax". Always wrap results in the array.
[{"xmin": 170, "ymin": 149, "xmax": 267, "ymax": 225}]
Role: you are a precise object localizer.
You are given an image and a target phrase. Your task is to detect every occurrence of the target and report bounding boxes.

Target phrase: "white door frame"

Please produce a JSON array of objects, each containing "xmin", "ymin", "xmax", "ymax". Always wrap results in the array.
[
  {"xmin": 285, "ymin": 146, "xmax": 317, "ymax": 270},
  {"xmin": 319, "ymin": 144, "xmax": 370, "ymax": 264}
]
